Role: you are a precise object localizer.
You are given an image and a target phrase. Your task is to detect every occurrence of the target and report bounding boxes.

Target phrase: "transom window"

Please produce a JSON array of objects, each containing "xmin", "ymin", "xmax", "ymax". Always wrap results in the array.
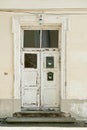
[{"xmin": 24, "ymin": 30, "xmax": 59, "ymax": 48}]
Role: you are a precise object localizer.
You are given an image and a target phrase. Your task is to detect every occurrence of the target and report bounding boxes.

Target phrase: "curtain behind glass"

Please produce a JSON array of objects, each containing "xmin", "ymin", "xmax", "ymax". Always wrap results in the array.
[
  {"xmin": 24, "ymin": 30, "xmax": 40, "ymax": 48},
  {"xmin": 42, "ymin": 30, "xmax": 58, "ymax": 48},
  {"xmin": 42, "ymin": 30, "xmax": 50, "ymax": 48},
  {"xmin": 24, "ymin": 30, "xmax": 58, "ymax": 48}
]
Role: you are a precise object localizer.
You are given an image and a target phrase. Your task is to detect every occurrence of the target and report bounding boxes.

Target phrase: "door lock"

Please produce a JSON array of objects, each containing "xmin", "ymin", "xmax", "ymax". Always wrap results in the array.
[{"xmin": 47, "ymin": 72, "xmax": 54, "ymax": 81}]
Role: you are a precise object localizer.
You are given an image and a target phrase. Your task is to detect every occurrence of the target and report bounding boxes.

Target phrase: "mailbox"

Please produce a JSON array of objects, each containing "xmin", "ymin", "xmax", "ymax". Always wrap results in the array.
[
  {"xmin": 46, "ymin": 57, "xmax": 54, "ymax": 68},
  {"xmin": 47, "ymin": 72, "xmax": 54, "ymax": 81}
]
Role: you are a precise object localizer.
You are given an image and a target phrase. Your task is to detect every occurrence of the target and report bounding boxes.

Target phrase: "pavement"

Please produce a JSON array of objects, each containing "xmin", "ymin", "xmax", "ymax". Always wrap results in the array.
[{"xmin": 0, "ymin": 118, "xmax": 87, "ymax": 127}]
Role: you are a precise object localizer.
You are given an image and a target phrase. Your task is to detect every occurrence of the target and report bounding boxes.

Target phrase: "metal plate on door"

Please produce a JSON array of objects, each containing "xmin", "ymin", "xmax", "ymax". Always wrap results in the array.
[
  {"xmin": 46, "ymin": 57, "xmax": 54, "ymax": 68},
  {"xmin": 47, "ymin": 72, "xmax": 54, "ymax": 81}
]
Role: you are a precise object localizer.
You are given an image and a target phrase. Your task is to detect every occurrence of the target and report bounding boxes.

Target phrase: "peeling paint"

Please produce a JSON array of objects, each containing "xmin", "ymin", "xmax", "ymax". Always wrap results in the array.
[{"xmin": 71, "ymin": 103, "xmax": 87, "ymax": 118}]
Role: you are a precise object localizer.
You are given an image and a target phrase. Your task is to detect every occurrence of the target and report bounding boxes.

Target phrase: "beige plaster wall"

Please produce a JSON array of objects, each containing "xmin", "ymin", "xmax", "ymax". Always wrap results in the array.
[
  {"xmin": 0, "ymin": 0, "xmax": 87, "ymax": 9},
  {"xmin": 0, "ymin": 13, "xmax": 13, "ymax": 99},
  {"xmin": 67, "ymin": 15, "xmax": 87, "ymax": 99}
]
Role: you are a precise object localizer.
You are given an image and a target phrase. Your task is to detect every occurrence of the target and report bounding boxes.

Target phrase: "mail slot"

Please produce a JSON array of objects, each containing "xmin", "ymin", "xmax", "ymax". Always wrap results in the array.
[
  {"xmin": 47, "ymin": 72, "xmax": 54, "ymax": 81},
  {"xmin": 46, "ymin": 57, "xmax": 54, "ymax": 68}
]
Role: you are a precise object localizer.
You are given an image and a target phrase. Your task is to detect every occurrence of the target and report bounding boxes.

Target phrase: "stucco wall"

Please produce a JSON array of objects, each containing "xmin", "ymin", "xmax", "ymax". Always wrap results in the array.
[
  {"xmin": 0, "ymin": 13, "xmax": 13, "ymax": 99},
  {"xmin": 0, "ymin": 12, "xmax": 87, "ymax": 119},
  {"xmin": 63, "ymin": 15, "xmax": 87, "ymax": 120},
  {"xmin": 67, "ymin": 15, "xmax": 87, "ymax": 99},
  {"xmin": 0, "ymin": 0, "xmax": 87, "ymax": 9}
]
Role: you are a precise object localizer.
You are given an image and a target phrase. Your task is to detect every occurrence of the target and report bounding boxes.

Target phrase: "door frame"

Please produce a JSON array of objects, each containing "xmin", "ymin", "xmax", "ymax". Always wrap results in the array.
[
  {"xmin": 21, "ymin": 28, "xmax": 60, "ymax": 110},
  {"xmin": 12, "ymin": 14, "xmax": 68, "ymax": 112}
]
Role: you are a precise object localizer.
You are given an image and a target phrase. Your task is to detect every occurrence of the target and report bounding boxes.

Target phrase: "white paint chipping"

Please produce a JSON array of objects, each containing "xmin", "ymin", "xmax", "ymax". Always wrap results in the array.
[{"xmin": 71, "ymin": 103, "xmax": 87, "ymax": 118}]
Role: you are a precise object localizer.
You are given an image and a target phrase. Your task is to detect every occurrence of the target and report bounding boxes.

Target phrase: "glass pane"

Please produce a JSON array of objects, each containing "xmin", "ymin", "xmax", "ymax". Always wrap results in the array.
[
  {"xmin": 24, "ymin": 54, "xmax": 37, "ymax": 68},
  {"xmin": 24, "ymin": 30, "xmax": 40, "ymax": 48},
  {"xmin": 42, "ymin": 30, "xmax": 58, "ymax": 48},
  {"xmin": 46, "ymin": 56, "xmax": 54, "ymax": 68}
]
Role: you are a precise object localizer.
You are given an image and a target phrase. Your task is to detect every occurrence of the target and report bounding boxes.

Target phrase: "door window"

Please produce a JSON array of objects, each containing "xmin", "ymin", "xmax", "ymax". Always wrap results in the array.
[{"xmin": 24, "ymin": 53, "xmax": 37, "ymax": 68}]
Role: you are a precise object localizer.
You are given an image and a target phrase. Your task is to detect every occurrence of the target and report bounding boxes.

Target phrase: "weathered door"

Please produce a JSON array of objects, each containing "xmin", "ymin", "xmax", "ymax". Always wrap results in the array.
[
  {"xmin": 21, "ymin": 51, "xmax": 40, "ymax": 109},
  {"xmin": 41, "ymin": 50, "xmax": 59, "ymax": 109},
  {"xmin": 21, "ymin": 29, "xmax": 60, "ymax": 110}
]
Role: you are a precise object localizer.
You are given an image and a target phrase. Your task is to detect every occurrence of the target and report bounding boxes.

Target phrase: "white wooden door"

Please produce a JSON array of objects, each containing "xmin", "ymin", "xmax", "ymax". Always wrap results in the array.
[
  {"xmin": 21, "ymin": 51, "xmax": 41, "ymax": 109},
  {"xmin": 41, "ymin": 49, "xmax": 59, "ymax": 109},
  {"xmin": 21, "ymin": 29, "xmax": 60, "ymax": 110}
]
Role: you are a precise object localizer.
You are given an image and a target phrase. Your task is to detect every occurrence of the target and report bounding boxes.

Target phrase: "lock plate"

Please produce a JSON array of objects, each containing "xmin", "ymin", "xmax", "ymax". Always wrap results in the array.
[
  {"xmin": 46, "ymin": 57, "xmax": 54, "ymax": 68},
  {"xmin": 47, "ymin": 72, "xmax": 54, "ymax": 81}
]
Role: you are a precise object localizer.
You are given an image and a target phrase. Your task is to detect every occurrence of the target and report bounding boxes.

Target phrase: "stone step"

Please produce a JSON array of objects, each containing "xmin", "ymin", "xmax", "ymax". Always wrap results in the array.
[
  {"xmin": 6, "ymin": 117, "xmax": 76, "ymax": 123},
  {"xmin": 13, "ymin": 111, "xmax": 71, "ymax": 118}
]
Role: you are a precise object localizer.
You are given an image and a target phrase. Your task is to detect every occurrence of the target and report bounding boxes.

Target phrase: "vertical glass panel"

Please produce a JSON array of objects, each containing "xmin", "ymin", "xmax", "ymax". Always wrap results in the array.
[
  {"xmin": 24, "ymin": 54, "xmax": 37, "ymax": 68},
  {"xmin": 24, "ymin": 30, "xmax": 40, "ymax": 48},
  {"xmin": 42, "ymin": 30, "xmax": 58, "ymax": 48}
]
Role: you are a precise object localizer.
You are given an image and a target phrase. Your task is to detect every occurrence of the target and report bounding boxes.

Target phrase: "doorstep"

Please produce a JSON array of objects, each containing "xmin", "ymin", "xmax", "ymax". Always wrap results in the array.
[
  {"xmin": 6, "ymin": 111, "xmax": 76, "ymax": 123},
  {"xmin": 13, "ymin": 111, "xmax": 71, "ymax": 117},
  {"xmin": 6, "ymin": 117, "xmax": 76, "ymax": 123}
]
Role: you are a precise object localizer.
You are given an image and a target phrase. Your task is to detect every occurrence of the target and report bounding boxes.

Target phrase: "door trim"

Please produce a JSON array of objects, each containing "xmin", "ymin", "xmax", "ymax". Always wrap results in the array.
[{"xmin": 12, "ymin": 14, "xmax": 68, "ymax": 112}]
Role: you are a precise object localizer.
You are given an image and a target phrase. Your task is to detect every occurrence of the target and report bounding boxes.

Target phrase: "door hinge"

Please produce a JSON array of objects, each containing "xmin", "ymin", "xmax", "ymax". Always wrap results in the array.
[
  {"xmin": 20, "ymin": 58, "xmax": 23, "ymax": 66},
  {"xmin": 65, "ymin": 81, "xmax": 67, "ymax": 86},
  {"xmin": 37, "ymin": 88, "xmax": 40, "ymax": 95},
  {"xmin": 59, "ymin": 56, "xmax": 61, "ymax": 63}
]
